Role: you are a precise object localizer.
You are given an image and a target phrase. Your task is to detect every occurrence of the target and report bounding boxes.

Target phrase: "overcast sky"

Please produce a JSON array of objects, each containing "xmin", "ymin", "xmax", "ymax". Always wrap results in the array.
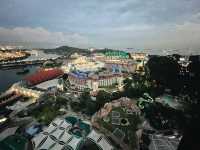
[{"xmin": 0, "ymin": 0, "xmax": 200, "ymax": 51}]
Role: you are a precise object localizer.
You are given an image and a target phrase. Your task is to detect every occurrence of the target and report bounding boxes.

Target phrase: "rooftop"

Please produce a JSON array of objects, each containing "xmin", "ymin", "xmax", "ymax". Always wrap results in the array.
[
  {"xmin": 32, "ymin": 116, "xmax": 113, "ymax": 150},
  {"xmin": 24, "ymin": 68, "xmax": 64, "ymax": 86},
  {"xmin": 35, "ymin": 78, "xmax": 60, "ymax": 90}
]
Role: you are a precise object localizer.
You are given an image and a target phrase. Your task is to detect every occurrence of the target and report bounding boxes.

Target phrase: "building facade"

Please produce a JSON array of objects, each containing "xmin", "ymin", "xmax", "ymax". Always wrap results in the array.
[{"xmin": 68, "ymin": 72, "xmax": 124, "ymax": 91}]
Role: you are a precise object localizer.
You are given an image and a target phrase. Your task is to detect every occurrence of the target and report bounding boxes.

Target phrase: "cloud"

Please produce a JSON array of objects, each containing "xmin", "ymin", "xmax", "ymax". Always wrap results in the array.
[
  {"xmin": 0, "ymin": 27, "xmax": 90, "ymax": 48},
  {"xmin": 0, "ymin": 22, "xmax": 200, "ymax": 51},
  {"xmin": 90, "ymin": 22, "xmax": 200, "ymax": 51},
  {"xmin": 2, "ymin": 0, "xmax": 200, "ymax": 31},
  {"xmin": 0, "ymin": 0, "xmax": 200, "ymax": 51}
]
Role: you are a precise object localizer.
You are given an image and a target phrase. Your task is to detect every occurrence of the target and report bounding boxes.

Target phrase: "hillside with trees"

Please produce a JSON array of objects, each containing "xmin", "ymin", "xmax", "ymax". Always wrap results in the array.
[{"xmin": 42, "ymin": 45, "xmax": 90, "ymax": 57}]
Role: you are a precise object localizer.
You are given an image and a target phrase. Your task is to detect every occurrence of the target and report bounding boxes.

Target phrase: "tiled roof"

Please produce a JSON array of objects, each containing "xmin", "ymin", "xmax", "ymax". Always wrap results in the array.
[{"xmin": 24, "ymin": 69, "xmax": 63, "ymax": 86}]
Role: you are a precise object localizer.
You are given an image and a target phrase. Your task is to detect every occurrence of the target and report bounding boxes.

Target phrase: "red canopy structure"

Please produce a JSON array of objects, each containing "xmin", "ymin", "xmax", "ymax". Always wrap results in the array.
[{"xmin": 24, "ymin": 69, "xmax": 64, "ymax": 86}]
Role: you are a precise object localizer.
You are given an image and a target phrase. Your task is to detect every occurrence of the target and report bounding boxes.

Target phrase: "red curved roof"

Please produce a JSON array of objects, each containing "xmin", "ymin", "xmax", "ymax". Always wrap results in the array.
[{"xmin": 25, "ymin": 69, "xmax": 64, "ymax": 86}]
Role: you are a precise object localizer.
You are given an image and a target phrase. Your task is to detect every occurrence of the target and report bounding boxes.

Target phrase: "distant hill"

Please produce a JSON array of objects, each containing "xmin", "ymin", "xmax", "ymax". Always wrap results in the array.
[
  {"xmin": 42, "ymin": 45, "xmax": 90, "ymax": 57},
  {"xmin": 42, "ymin": 46, "xmax": 131, "ymax": 58}
]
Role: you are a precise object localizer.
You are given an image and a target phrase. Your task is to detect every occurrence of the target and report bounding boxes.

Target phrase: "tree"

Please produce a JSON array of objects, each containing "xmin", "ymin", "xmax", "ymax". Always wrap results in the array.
[
  {"xmin": 79, "ymin": 90, "xmax": 91, "ymax": 107},
  {"xmin": 70, "ymin": 101, "xmax": 82, "ymax": 112},
  {"xmin": 78, "ymin": 89, "xmax": 98, "ymax": 116},
  {"xmin": 85, "ymin": 100, "xmax": 97, "ymax": 115},
  {"xmin": 56, "ymin": 96, "xmax": 68, "ymax": 107},
  {"xmin": 123, "ymin": 78, "xmax": 132, "ymax": 88},
  {"xmin": 111, "ymin": 91, "xmax": 123, "ymax": 100},
  {"xmin": 123, "ymin": 78, "xmax": 135, "ymax": 98},
  {"xmin": 96, "ymin": 90, "xmax": 111, "ymax": 109},
  {"xmin": 147, "ymin": 56, "xmax": 180, "ymax": 94},
  {"xmin": 144, "ymin": 102, "xmax": 184, "ymax": 130},
  {"xmin": 177, "ymin": 56, "xmax": 200, "ymax": 150},
  {"xmin": 122, "ymin": 76, "xmax": 150, "ymax": 98}
]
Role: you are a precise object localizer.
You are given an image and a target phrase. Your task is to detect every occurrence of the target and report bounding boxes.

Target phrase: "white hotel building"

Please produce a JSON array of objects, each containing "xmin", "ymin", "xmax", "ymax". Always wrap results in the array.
[{"xmin": 68, "ymin": 72, "xmax": 124, "ymax": 91}]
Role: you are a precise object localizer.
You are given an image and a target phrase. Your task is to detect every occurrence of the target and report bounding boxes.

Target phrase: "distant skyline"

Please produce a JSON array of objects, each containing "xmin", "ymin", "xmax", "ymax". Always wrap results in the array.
[{"xmin": 1, "ymin": 0, "xmax": 200, "ymax": 51}]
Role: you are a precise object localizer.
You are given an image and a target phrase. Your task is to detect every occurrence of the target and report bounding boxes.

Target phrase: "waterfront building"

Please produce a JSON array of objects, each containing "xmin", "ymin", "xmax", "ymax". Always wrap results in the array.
[
  {"xmin": 9, "ymin": 83, "xmax": 43, "ymax": 100},
  {"xmin": 0, "ymin": 50, "xmax": 29, "ymax": 62},
  {"xmin": 24, "ymin": 68, "xmax": 64, "ymax": 86},
  {"xmin": 5, "ymin": 68, "xmax": 64, "ymax": 102}
]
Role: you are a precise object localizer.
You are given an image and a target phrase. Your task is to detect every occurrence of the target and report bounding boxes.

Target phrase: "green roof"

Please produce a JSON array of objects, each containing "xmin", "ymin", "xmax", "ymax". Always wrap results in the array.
[
  {"xmin": 79, "ymin": 122, "xmax": 91, "ymax": 135},
  {"xmin": 73, "ymin": 130, "xmax": 82, "ymax": 138},
  {"xmin": 0, "ymin": 134, "xmax": 28, "ymax": 150},
  {"xmin": 66, "ymin": 116, "xmax": 91, "ymax": 138},
  {"xmin": 104, "ymin": 51, "xmax": 129, "ymax": 58},
  {"xmin": 66, "ymin": 116, "xmax": 78, "ymax": 125}
]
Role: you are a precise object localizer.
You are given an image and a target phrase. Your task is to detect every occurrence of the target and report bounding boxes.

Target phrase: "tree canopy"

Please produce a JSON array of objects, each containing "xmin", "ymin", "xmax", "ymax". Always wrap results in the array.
[{"xmin": 147, "ymin": 56, "xmax": 181, "ymax": 94}]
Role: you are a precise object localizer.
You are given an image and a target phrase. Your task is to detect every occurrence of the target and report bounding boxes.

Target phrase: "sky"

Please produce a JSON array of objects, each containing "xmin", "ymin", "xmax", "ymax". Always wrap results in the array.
[{"xmin": 0, "ymin": 0, "xmax": 200, "ymax": 51}]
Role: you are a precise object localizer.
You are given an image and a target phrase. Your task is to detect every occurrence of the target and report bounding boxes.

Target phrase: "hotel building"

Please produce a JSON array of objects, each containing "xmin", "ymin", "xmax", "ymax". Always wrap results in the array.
[{"xmin": 68, "ymin": 71, "xmax": 124, "ymax": 91}]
